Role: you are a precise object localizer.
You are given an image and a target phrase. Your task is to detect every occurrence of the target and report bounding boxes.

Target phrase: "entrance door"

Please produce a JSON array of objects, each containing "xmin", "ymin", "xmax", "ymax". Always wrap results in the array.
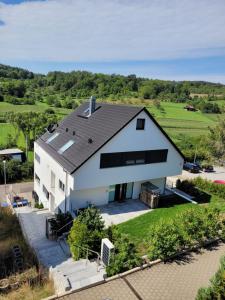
[{"xmin": 114, "ymin": 183, "xmax": 133, "ymax": 201}]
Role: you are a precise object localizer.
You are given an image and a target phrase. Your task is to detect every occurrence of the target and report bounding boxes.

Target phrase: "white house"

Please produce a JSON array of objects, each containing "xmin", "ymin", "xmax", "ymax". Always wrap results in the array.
[{"xmin": 34, "ymin": 97, "xmax": 184, "ymax": 214}]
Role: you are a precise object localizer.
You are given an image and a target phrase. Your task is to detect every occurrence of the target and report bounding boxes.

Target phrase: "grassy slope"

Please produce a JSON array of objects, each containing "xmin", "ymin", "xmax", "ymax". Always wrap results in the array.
[{"xmin": 118, "ymin": 194, "xmax": 225, "ymax": 255}]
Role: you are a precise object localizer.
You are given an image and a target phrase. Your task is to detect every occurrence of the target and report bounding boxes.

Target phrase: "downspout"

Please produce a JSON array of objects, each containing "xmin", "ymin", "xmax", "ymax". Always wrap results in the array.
[{"xmin": 64, "ymin": 170, "xmax": 69, "ymax": 213}]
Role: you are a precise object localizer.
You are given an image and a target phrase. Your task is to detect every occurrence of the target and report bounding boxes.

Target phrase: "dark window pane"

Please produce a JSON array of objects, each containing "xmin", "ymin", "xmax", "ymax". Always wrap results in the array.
[
  {"xmin": 100, "ymin": 153, "xmax": 122, "ymax": 168},
  {"xmin": 136, "ymin": 119, "xmax": 145, "ymax": 130},
  {"xmin": 146, "ymin": 149, "xmax": 168, "ymax": 163}
]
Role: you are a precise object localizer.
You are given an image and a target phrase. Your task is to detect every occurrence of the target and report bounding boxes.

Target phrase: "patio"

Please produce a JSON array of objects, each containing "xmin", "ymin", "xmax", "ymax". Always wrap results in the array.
[{"xmin": 100, "ymin": 198, "xmax": 151, "ymax": 227}]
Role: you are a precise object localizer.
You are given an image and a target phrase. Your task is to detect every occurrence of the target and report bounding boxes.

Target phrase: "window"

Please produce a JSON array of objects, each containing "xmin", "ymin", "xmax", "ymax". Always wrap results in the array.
[
  {"xmin": 58, "ymin": 140, "xmax": 75, "ymax": 154},
  {"xmin": 100, "ymin": 149, "xmax": 168, "ymax": 168},
  {"xmin": 46, "ymin": 132, "xmax": 59, "ymax": 144},
  {"xmin": 35, "ymin": 173, "xmax": 40, "ymax": 184},
  {"xmin": 43, "ymin": 185, "xmax": 49, "ymax": 200},
  {"xmin": 35, "ymin": 152, "xmax": 40, "ymax": 163},
  {"xmin": 51, "ymin": 171, "xmax": 55, "ymax": 188},
  {"xmin": 59, "ymin": 180, "xmax": 65, "ymax": 192},
  {"xmin": 136, "ymin": 118, "xmax": 145, "ymax": 130}
]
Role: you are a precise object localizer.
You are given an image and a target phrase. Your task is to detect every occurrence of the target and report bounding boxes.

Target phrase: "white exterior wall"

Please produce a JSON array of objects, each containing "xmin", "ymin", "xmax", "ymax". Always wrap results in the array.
[
  {"xmin": 69, "ymin": 186, "xmax": 108, "ymax": 210},
  {"xmin": 34, "ymin": 142, "xmax": 74, "ymax": 213},
  {"xmin": 35, "ymin": 110, "xmax": 183, "ymax": 212},
  {"xmin": 73, "ymin": 110, "xmax": 183, "ymax": 191}
]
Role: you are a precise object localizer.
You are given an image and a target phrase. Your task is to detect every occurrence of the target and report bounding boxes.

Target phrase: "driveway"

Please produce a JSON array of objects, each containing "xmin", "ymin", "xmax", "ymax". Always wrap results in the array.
[
  {"xmin": 100, "ymin": 199, "xmax": 151, "ymax": 227},
  {"xmin": 62, "ymin": 241, "xmax": 225, "ymax": 300},
  {"xmin": 168, "ymin": 166, "xmax": 225, "ymax": 185},
  {"xmin": 0, "ymin": 181, "xmax": 33, "ymax": 203}
]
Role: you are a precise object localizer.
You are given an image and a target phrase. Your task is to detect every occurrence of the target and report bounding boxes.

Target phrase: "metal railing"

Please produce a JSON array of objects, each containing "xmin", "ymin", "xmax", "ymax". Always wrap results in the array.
[{"xmin": 73, "ymin": 244, "xmax": 101, "ymax": 272}]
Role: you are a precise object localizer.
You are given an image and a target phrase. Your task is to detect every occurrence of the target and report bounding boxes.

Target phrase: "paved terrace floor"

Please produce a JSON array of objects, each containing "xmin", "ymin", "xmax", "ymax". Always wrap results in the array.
[
  {"xmin": 100, "ymin": 199, "xmax": 151, "ymax": 227},
  {"xmin": 61, "ymin": 241, "xmax": 225, "ymax": 300}
]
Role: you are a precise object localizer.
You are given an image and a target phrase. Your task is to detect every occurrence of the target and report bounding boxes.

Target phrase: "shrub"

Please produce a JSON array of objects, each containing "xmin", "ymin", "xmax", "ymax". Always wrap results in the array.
[
  {"xmin": 196, "ymin": 256, "xmax": 225, "ymax": 299},
  {"xmin": 77, "ymin": 205, "xmax": 105, "ymax": 232},
  {"xmin": 0, "ymin": 160, "xmax": 33, "ymax": 183},
  {"xmin": 68, "ymin": 220, "xmax": 89, "ymax": 260},
  {"xmin": 148, "ymin": 208, "xmax": 223, "ymax": 261},
  {"xmin": 193, "ymin": 177, "xmax": 225, "ymax": 200},
  {"xmin": 148, "ymin": 220, "xmax": 185, "ymax": 260},
  {"xmin": 106, "ymin": 226, "xmax": 141, "ymax": 276}
]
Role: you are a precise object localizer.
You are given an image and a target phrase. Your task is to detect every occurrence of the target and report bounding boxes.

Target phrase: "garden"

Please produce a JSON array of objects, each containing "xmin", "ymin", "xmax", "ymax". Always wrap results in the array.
[{"xmin": 67, "ymin": 179, "xmax": 225, "ymax": 277}]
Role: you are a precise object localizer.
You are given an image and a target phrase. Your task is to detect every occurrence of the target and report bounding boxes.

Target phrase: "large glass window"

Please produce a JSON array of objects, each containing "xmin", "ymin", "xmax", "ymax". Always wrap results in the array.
[{"xmin": 100, "ymin": 149, "xmax": 168, "ymax": 169}]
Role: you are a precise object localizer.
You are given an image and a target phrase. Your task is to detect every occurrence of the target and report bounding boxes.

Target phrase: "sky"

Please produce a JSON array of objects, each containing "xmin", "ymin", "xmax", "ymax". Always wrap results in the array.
[{"xmin": 0, "ymin": 0, "xmax": 225, "ymax": 82}]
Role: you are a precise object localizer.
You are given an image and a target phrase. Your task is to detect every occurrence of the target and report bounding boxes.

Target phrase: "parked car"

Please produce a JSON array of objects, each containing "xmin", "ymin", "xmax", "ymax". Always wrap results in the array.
[
  {"xmin": 214, "ymin": 180, "xmax": 225, "ymax": 185},
  {"xmin": 183, "ymin": 162, "xmax": 201, "ymax": 173},
  {"xmin": 202, "ymin": 165, "xmax": 214, "ymax": 172}
]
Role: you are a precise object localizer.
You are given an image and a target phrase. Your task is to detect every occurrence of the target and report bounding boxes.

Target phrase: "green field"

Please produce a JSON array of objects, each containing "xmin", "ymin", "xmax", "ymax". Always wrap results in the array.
[
  {"xmin": 0, "ymin": 100, "xmax": 223, "ymax": 152},
  {"xmin": 146, "ymin": 101, "xmax": 220, "ymax": 138},
  {"xmin": 0, "ymin": 101, "xmax": 72, "ymax": 116}
]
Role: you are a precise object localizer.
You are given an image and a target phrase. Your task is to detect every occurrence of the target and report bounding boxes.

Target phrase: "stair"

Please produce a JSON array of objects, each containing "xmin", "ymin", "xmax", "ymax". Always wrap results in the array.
[
  {"xmin": 58, "ymin": 237, "xmax": 71, "ymax": 258},
  {"xmin": 51, "ymin": 258, "xmax": 106, "ymax": 294}
]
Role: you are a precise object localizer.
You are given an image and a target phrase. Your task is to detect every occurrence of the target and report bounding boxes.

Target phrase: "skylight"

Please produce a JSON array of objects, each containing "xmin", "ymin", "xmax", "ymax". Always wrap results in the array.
[
  {"xmin": 46, "ymin": 132, "xmax": 59, "ymax": 144},
  {"xmin": 58, "ymin": 140, "xmax": 75, "ymax": 154}
]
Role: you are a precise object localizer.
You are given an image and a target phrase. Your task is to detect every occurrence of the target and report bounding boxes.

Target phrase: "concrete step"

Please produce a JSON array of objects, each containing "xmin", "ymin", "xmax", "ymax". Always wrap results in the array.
[{"xmin": 58, "ymin": 238, "xmax": 71, "ymax": 257}]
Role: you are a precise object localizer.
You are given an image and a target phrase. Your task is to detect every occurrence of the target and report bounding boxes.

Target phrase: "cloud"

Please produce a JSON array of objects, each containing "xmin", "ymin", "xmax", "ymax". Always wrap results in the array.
[{"xmin": 0, "ymin": 0, "xmax": 225, "ymax": 62}]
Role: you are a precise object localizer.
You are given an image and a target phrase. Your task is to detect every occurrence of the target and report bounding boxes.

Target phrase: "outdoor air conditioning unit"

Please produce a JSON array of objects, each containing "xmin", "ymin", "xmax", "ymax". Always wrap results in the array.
[{"xmin": 101, "ymin": 238, "xmax": 114, "ymax": 266}]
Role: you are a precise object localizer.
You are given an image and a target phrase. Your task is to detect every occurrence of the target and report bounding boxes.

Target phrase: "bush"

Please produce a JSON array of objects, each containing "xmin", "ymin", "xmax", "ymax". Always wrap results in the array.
[
  {"xmin": 106, "ymin": 226, "xmax": 141, "ymax": 276},
  {"xmin": 0, "ymin": 160, "xmax": 33, "ymax": 184},
  {"xmin": 148, "ymin": 221, "xmax": 185, "ymax": 260},
  {"xmin": 148, "ymin": 207, "xmax": 223, "ymax": 261},
  {"xmin": 68, "ymin": 220, "xmax": 89, "ymax": 260},
  {"xmin": 196, "ymin": 256, "xmax": 225, "ymax": 299},
  {"xmin": 192, "ymin": 177, "xmax": 225, "ymax": 200}
]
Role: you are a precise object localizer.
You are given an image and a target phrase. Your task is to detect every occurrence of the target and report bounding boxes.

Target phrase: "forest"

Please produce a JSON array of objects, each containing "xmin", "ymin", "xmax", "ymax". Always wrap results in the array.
[{"xmin": 1, "ymin": 63, "xmax": 225, "ymax": 111}]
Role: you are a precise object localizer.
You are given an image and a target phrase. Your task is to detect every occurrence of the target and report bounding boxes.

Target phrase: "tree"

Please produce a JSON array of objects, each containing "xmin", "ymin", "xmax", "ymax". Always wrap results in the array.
[{"xmin": 208, "ymin": 117, "xmax": 225, "ymax": 162}]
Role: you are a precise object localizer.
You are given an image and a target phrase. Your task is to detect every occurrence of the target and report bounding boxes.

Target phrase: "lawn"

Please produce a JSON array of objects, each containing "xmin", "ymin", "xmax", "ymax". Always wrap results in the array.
[{"xmin": 118, "ymin": 193, "xmax": 225, "ymax": 255}]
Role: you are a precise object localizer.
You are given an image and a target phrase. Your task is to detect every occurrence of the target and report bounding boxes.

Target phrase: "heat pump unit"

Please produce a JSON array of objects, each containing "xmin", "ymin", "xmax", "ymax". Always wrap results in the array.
[{"xmin": 101, "ymin": 238, "xmax": 114, "ymax": 266}]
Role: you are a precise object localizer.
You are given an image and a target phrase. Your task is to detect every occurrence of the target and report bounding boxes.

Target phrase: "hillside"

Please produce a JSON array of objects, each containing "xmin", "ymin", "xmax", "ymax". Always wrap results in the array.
[{"xmin": 1, "ymin": 64, "xmax": 225, "ymax": 108}]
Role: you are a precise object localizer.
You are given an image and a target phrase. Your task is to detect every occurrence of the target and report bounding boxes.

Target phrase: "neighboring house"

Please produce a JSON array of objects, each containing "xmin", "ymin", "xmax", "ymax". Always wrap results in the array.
[
  {"xmin": 0, "ymin": 148, "xmax": 26, "ymax": 162},
  {"xmin": 34, "ymin": 97, "xmax": 184, "ymax": 214}
]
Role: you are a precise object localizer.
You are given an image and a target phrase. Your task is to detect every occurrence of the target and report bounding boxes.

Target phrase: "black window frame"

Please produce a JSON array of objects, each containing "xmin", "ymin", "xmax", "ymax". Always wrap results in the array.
[
  {"xmin": 100, "ymin": 149, "xmax": 168, "ymax": 169},
  {"xmin": 59, "ymin": 180, "xmax": 65, "ymax": 192},
  {"xmin": 136, "ymin": 118, "xmax": 145, "ymax": 130},
  {"xmin": 42, "ymin": 185, "xmax": 49, "ymax": 200}
]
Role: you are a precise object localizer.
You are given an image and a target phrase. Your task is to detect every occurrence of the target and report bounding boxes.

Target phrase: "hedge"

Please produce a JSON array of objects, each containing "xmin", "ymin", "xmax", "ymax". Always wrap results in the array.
[
  {"xmin": 192, "ymin": 177, "xmax": 225, "ymax": 200},
  {"xmin": 0, "ymin": 160, "xmax": 33, "ymax": 183},
  {"xmin": 196, "ymin": 256, "xmax": 225, "ymax": 299},
  {"xmin": 148, "ymin": 207, "xmax": 223, "ymax": 260}
]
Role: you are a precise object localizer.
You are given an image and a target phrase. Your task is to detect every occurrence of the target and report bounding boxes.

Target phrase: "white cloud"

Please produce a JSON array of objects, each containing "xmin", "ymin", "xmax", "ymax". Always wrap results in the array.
[{"xmin": 0, "ymin": 0, "xmax": 225, "ymax": 62}]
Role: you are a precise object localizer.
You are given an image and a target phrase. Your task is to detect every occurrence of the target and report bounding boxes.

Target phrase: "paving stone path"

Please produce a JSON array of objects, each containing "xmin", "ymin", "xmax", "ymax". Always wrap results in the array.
[{"xmin": 61, "ymin": 242, "xmax": 225, "ymax": 300}]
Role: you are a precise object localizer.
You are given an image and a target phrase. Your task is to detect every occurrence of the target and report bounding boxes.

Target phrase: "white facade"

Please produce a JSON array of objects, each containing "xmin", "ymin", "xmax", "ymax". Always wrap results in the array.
[{"xmin": 34, "ymin": 110, "xmax": 184, "ymax": 213}]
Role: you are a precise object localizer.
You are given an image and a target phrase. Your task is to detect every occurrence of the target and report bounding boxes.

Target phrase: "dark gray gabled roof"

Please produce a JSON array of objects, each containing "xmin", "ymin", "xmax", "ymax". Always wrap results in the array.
[
  {"xmin": 37, "ymin": 102, "xmax": 143, "ymax": 173},
  {"xmin": 37, "ymin": 102, "xmax": 184, "ymax": 174}
]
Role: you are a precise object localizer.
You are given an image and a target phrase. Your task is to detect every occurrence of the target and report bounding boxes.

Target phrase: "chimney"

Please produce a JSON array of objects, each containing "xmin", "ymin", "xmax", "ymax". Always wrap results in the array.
[{"xmin": 89, "ymin": 96, "xmax": 96, "ymax": 115}]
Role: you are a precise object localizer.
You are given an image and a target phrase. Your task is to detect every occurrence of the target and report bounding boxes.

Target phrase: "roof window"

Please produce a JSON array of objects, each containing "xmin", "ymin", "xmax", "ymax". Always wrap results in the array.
[
  {"xmin": 58, "ymin": 140, "xmax": 75, "ymax": 154},
  {"xmin": 46, "ymin": 132, "xmax": 59, "ymax": 144}
]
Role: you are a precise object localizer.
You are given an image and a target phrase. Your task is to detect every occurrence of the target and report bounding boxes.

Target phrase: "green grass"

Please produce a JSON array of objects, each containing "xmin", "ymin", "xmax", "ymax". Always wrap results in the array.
[
  {"xmin": 0, "ymin": 101, "xmax": 72, "ymax": 116},
  {"xmin": 118, "ymin": 193, "xmax": 225, "ymax": 255},
  {"xmin": 146, "ymin": 101, "xmax": 221, "ymax": 137}
]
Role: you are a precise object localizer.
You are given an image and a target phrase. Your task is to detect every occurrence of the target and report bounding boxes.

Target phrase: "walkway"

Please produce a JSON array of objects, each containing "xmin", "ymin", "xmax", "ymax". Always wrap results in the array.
[
  {"xmin": 15, "ymin": 206, "xmax": 106, "ymax": 294},
  {"xmin": 61, "ymin": 241, "xmax": 225, "ymax": 300}
]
